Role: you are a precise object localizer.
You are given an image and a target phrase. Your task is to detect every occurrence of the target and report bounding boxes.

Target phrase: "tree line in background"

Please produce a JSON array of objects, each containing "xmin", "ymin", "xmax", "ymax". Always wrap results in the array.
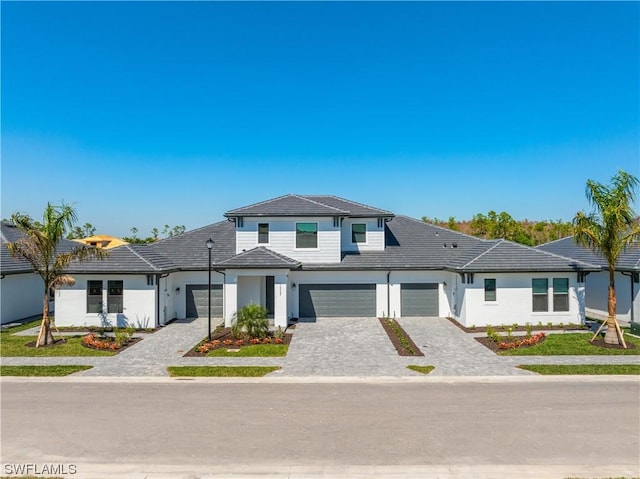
[
  {"xmin": 421, "ymin": 211, "xmax": 574, "ymax": 246},
  {"xmin": 65, "ymin": 223, "xmax": 186, "ymax": 244}
]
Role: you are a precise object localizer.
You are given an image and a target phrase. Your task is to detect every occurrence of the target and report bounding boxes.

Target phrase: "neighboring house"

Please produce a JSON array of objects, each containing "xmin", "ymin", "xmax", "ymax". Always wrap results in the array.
[
  {"xmin": 55, "ymin": 194, "xmax": 600, "ymax": 329},
  {"xmin": 537, "ymin": 237, "xmax": 640, "ymax": 324},
  {"xmin": 73, "ymin": 234, "xmax": 128, "ymax": 250}
]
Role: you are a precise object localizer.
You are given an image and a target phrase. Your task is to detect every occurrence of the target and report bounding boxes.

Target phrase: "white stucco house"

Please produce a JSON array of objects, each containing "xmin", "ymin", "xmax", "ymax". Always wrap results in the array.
[
  {"xmin": 54, "ymin": 194, "xmax": 600, "ymax": 329},
  {"xmin": 1, "ymin": 222, "xmax": 47, "ymax": 324},
  {"xmin": 537, "ymin": 237, "xmax": 640, "ymax": 325}
]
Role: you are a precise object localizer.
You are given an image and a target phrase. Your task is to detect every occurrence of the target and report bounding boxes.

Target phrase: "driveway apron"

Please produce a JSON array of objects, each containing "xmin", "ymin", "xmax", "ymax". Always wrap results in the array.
[
  {"xmin": 398, "ymin": 317, "xmax": 530, "ymax": 376},
  {"xmin": 278, "ymin": 318, "xmax": 408, "ymax": 376}
]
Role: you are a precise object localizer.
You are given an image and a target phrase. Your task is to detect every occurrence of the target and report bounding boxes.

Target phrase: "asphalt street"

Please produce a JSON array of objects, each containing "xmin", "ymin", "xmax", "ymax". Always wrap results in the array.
[{"xmin": 1, "ymin": 378, "xmax": 639, "ymax": 478}]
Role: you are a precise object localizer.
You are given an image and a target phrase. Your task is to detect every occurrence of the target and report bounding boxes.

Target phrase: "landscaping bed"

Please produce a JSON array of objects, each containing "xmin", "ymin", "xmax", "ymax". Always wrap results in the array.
[
  {"xmin": 379, "ymin": 318, "xmax": 424, "ymax": 356},
  {"xmin": 476, "ymin": 335, "xmax": 546, "ymax": 353},
  {"xmin": 184, "ymin": 327, "xmax": 292, "ymax": 357},
  {"xmin": 447, "ymin": 316, "xmax": 587, "ymax": 333},
  {"xmin": 80, "ymin": 333, "xmax": 142, "ymax": 352}
]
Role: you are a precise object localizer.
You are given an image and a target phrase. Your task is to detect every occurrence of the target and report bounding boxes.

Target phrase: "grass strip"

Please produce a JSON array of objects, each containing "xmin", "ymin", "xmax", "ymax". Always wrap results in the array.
[
  {"xmin": 1, "ymin": 320, "xmax": 115, "ymax": 357},
  {"xmin": 0, "ymin": 365, "xmax": 93, "ymax": 376},
  {"xmin": 407, "ymin": 365, "xmax": 435, "ymax": 375},
  {"xmin": 167, "ymin": 366, "xmax": 281, "ymax": 377},
  {"xmin": 518, "ymin": 364, "xmax": 640, "ymax": 375},
  {"xmin": 498, "ymin": 333, "xmax": 640, "ymax": 356},
  {"xmin": 205, "ymin": 344, "xmax": 288, "ymax": 357}
]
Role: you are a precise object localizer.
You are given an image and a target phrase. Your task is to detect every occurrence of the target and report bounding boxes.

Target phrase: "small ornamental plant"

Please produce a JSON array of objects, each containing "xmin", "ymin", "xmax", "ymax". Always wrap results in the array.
[
  {"xmin": 262, "ymin": 337, "xmax": 271, "ymax": 344},
  {"xmin": 82, "ymin": 333, "xmax": 120, "ymax": 351},
  {"xmin": 498, "ymin": 332, "xmax": 545, "ymax": 350},
  {"xmin": 249, "ymin": 338, "xmax": 261, "ymax": 345},
  {"xmin": 274, "ymin": 338, "xmax": 283, "ymax": 344},
  {"xmin": 235, "ymin": 339, "xmax": 244, "ymax": 346},
  {"xmin": 223, "ymin": 339, "xmax": 233, "ymax": 346}
]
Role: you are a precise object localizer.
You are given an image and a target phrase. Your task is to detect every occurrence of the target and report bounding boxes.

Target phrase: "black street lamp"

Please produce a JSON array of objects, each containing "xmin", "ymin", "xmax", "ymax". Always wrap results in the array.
[{"xmin": 206, "ymin": 238, "xmax": 214, "ymax": 341}]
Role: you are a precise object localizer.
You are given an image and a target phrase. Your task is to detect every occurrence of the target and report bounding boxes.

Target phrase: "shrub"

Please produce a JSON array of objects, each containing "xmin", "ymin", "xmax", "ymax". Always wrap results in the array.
[
  {"xmin": 113, "ymin": 327, "xmax": 133, "ymax": 346},
  {"xmin": 231, "ymin": 304, "xmax": 269, "ymax": 339},
  {"xmin": 274, "ymin": 326, "xmax": 285, "ymax": 340},
  {"xmin": 525, "ymin": 322, "xmax": 533, "ymax": 339}
]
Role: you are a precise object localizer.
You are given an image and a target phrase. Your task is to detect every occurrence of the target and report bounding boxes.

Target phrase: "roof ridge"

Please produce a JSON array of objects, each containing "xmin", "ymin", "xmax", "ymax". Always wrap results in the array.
[
  {"xmin": 537, "ymin": 235, "xmax": 574, "ymax": 247},
  {"xmin": 459, "ymin": 240, "xmax": 503, "ymax": 269},
  {"xmin": 224, "ymin": 194, "xmax": 294, "ymax": 214},
  {"xmin": 307, "ymin": 195, "xmax": 394, "ymax": 215},
  {"xmin": 125, "ymin": 244, "xmax": 161, "ymax": 271},
  {"xmin": 152, "ymin": 220, "xmax": 229, "ymax": 245},
  {"xmin": 396, "ymin": 215, "xmax": 487, "ymax": 243},
  {"xmin": 523, "ymin": 239, "xmax": 602, "ymax": 269},
  {"xmin": 291, "ymin": 194, "xmax": 349, "ymax": 213}
]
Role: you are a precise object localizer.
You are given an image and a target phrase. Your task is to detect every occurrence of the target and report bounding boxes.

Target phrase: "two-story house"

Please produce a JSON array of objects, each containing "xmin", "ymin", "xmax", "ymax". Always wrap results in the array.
[{"xmin": 54, "ymin": 194, "xmax": 600, "ymax": 329}]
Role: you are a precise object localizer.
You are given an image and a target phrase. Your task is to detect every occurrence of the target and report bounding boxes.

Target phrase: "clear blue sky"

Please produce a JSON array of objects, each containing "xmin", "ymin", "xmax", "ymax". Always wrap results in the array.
[{"xmin": 2, "ymin": 1, "xmax": 638, "ymax": 237}]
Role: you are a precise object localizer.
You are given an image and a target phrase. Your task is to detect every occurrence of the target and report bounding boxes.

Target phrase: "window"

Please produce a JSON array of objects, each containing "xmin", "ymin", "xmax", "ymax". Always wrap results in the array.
[
  {"xmin": 258, "ymin": 223, "xmax": 269, "ymax": 244},
  {"xmin": 532, "ymin": 278, "xmax": 548, "ymax": 312},
  {"xmin": 296, "ymin": 222, "xmax": 317, "ymax": 248},
  {"xmin": 484, "ymin": 278, "xmax": 496, "ymax": 301},
  {"xmin": 87, "ymin": 280, "xmax": 103, "ymax": 314},
  {"xmin": 107, "ymin": 280, "xmax": 123, "ymax": 314},
  {"xmin": 351, "ymin": 223, "xmax": 367, "ymax": 243},
  {"xmin": 553, "ymin": 278, "xmax": 569, "ymax": 312}
]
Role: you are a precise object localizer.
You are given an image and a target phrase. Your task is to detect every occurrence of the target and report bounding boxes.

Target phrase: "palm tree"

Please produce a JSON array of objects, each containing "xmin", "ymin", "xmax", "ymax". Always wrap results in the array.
[
  {"xmin": 6, "ymin": 202, "xmax": 107, "ymax": 347},
  {"xmin": 573, "ymin": 170, "xmax": 640, "ymax": 347}
]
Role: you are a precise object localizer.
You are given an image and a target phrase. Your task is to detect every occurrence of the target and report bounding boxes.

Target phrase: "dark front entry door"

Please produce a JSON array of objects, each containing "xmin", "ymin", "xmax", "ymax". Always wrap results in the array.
[{"xmin": 265, "ymin": 276, "xmax": 275, "ymax": 316}]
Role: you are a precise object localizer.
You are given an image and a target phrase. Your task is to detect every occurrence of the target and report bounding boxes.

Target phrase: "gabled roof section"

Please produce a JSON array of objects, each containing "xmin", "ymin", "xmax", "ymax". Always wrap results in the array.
[
  {"xmin": 537, "ymin": 236, "xmax": 640, "ymax": 271},
  {"xmin": 454, "ymin": 239, "xmax": 601, "ymax": 272},
  {"xmin": 215, "ymin": 247, "xmax": 301, "ymax": 269},
  {"xmin": 66, "ymin": 244, "xmax": 174, "ymax": 274},
  {"xmin": 147, "ymin": 220, "xmax": 236, "ymax": 270},
  {"xmin": 224, "ymin": 194, "xmax": 394, "ymax": 218}
]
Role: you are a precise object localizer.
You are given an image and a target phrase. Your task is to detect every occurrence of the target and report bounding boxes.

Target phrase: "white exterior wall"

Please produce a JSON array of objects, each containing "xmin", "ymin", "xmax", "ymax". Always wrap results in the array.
[
  {"xmin": 1, "ymin": 273, "xmax": 43, "ymax": 324},
  {"xmin": 585, "ymin": 271, "xmax": 638, "ymax": 323},
  {"xmin": 237, "ymin": 276, "xmax": 264, "ymax": 308},
  {"xmin": 387, "ymin": 271, "xmax": 454, "ymax": 318},
  {"xmin": 235, "ymin": 217, "xmax": 340, "ymax": 263},
  {"xmin": 167, "ymin": 271, "xmax": 224, "ymax": 321},
  {"xmin": 455, "ymin": 272, "xmax": 584, "ymax": 327},
  {"xmin": 341, "ymin": 218, "xmax": 385, "ymax": 252},
  {"xmin": 55, "ymin": 275, "xmax": 156, "ymax": 328}
]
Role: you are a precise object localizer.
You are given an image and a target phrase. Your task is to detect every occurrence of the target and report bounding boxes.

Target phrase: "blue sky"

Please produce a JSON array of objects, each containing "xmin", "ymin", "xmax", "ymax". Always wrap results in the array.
[{"xmin": 2, "ymin": 1, "xmax": 638, "ymax": 237}]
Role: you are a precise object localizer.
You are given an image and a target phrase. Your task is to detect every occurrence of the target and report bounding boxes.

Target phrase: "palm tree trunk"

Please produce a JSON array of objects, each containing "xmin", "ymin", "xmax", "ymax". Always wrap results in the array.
[
  {"xmin": 604, "ymin": 269, "xmax": 625, "ymax": 347},
  {"xmin": 36, "ymin": 291, "xmax": 55, "ymax": 347}
]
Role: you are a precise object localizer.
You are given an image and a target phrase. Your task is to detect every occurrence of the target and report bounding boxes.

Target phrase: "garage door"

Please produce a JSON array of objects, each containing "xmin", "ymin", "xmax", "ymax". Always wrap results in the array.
[
  {"xmin": 186, "ymin": 284, "xmax": 223, "ymax": 318},
  {"xmin": 299, "ymin": 284, "xmax": 376, "ymax": 318},
  {"xmin": 401, "ymin": 283, "xmax": 439, "ymax": 317}
]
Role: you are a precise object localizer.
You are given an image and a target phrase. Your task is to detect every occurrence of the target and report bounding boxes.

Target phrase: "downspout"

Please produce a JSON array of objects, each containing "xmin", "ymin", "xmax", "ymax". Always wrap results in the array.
[{"xmin": 156, "ymin": 273, "xmax": 169, "ymax": 328}]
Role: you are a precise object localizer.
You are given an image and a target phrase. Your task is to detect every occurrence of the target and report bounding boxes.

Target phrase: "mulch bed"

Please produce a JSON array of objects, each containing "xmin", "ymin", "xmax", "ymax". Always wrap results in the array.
[
  {"xmin": 184, "ymin": 327, "xmax": 293, "ymax": 357},
  {"xmin": 590, "ymin": 339, "xmax": 636, "ymax": 350},
  {"xmin": 446, "ymin": 316, "xmax": 588, "ymax": 333},
  {"xmin": 80, "ymin": 337, "xmax": 143, "ymax": 352},
  {"xmin": 379, "ymin": 318, "xmax": 424, "ymax": 356},
  {"xmin": 474, "ymin": 336, "xmax": 544, "ymax": 353}
]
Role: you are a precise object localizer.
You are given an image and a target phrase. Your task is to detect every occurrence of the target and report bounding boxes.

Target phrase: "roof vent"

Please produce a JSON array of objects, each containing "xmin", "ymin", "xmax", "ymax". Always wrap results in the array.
[
  {"xmin": 452, "ymin": 242, "xmax": 458, "ymax": 248},
  {"xmin": 443, "ymin": 243, "xmax": 447, "ymax": 248}
]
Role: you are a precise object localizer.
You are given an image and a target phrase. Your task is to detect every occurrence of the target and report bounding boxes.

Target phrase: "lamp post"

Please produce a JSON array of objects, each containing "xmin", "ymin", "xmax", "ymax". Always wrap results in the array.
[{"xmin": 206, "ymin": 238, "xmax": 214, "ymax": 341}]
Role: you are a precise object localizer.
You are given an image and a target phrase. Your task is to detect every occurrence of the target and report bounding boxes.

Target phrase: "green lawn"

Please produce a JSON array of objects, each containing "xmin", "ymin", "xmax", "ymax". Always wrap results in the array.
[
  {"xmin": 407, "ymin": 365, "xmax": 435, "ymax": 375},
  {"xmin": 167, "ymin": 366, "xmax": 281, "ymax": 377},
  {"xmin": 498, "ymin": 333, "xmax": 640, "ymax": 356},
  {"xmin": 204, "ymin": 344, "xmax": 288, "ymax": 357},
  {"xmin": 519, "ymin": 364, "xmax": 640, "ymax": 375},
  {"xmin": 0, "ymin": 320, "xmax": 115, "ymax": 357},
  {"xmin": 0, "ymin": 365, "xmax": 93, "ymax": 376}
]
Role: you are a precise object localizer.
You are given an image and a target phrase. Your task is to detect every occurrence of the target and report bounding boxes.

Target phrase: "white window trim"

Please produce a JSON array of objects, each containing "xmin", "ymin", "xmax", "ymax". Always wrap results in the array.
[
  {"xmin": 350, "ymin": 223, "xmax": 368, "ymax": 245},
  {"xmin": 257, "ymin": 222, "xmax": 270, "ymax": 246},
  {"xmin": 295, "ymin": 222, "xmax": 319, "ymax": 250}
]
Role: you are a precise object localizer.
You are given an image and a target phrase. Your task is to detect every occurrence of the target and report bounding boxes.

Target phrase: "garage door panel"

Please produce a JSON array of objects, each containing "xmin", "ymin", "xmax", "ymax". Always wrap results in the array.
[
  {"xmin": 299, "ymin": 284, "xmax": 376, "ymax": 318},
  {"xmin": 401, "ymin": 283, "xmax": 438, "ymax": 317},
  {"xmin": 186, "ymin": 284, "xmax": 223, "ymax": 318}
]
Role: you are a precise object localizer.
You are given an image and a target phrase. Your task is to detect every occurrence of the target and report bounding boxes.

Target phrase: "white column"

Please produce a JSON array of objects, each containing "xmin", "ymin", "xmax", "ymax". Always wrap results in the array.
[
  {"xmin": 224, "ymin": 273, "xmax": 238, "ymax": 327},
  {"xmin": 273, "ymin": 274, "xmax": 288, "ymax": 329}
]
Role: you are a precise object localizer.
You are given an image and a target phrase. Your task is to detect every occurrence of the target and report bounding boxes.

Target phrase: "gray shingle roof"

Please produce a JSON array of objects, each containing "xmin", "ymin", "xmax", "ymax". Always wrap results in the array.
[
  {"xmin": 215, "ymin": 247, "xmax": 300, "ymax": 269},
  {"xmin": 537, "ymin": 236, "xmax": 640, "ymax": 271},
  {"xmin": 453, "ymin": 239, "xmax": 601, "ymax": 272},
  {"xmin": 66, "ymin": 244, "xmax": 172, "ymax": 274},
  {"xmin": 224, "ymin": 194, "xmax": 393, "ymax": 218}
]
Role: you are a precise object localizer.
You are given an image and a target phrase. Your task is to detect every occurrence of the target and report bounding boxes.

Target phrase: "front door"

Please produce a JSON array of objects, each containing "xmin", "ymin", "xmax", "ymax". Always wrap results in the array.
[{"xmin": 265, "ymin": 276, "xmax": 275, "ymax": 317}]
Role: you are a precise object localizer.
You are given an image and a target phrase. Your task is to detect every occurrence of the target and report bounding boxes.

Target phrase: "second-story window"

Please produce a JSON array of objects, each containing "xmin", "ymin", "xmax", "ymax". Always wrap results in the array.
[
  {"xmin": 296, "ymin": 222, "xmax": 318, "ymax": 248},
  {"xmin": 351, "ymin": 224, "xmax": 366, "ymax": 243},
  {"xmin": 258, "ymin": 223, "xmax": 269, "ymax": 244}
]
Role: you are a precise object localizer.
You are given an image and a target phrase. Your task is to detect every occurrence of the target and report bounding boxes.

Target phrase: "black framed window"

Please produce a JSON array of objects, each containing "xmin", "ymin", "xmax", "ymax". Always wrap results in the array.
[
  {"xmin": 296, "ymin": 222, "xmax": 317, "ymax": 248},
  {"xmin": 532, "ymin": 278, "xmax": 549, "ymax": 312},
  {"xmin": 107, "ymin": 280, "xmax": 123, "ymax": 314},
  {"xmin": 484, "ymin": 278, "xmax": 496, "ymax": 301},
  {"xmin": 87, "ymin": 280, "xmax": 103, "ymax": 314},
  {"xmin": 351, "ymin": 223, "xmax": 367, "ymax": 243},
  {"xmin": 258, "ymin": 223, "xmax": 269, "ymax": 244},
  {"xmin": 553, "ymin": 278, "xmax": 569, "ymax": 312}
]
